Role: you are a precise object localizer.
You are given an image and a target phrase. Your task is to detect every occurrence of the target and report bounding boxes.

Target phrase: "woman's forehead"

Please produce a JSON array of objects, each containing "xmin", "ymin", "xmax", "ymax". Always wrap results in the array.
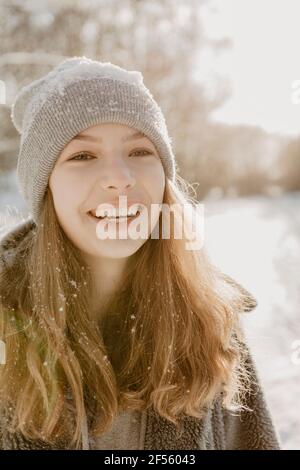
[{"xmin": 59, "ymin": 123, "xmax": 156, "ymax": 158}]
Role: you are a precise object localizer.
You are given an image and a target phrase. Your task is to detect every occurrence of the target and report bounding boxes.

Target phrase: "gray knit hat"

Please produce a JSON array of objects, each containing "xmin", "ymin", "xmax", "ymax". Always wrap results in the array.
[{"xmin": 11, "ymin": 56, "xmax": 177, "ymax": 223}]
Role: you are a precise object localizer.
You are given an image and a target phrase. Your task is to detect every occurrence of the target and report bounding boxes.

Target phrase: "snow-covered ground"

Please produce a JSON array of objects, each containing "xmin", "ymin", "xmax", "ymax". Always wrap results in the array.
[
  {"xmin": 1, "ymin": 170, "xmax": 299, "ymax": 449},
  {"xmin": 204, "ymin": 192, "xmax": 300, "ymax": 450}
]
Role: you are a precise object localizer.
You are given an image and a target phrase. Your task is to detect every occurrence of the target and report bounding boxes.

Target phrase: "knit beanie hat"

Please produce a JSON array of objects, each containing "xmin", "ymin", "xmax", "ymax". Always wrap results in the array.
[{"xmin": 11, "ymin": 56, "xmax": 177, "ymax": 223}]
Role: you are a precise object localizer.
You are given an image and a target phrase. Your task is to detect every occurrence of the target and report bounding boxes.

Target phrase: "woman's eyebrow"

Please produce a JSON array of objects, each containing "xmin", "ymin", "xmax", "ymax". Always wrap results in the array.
[{"xmin": 72, "ymin": 130, "xmax": 147, "ymax": 143}]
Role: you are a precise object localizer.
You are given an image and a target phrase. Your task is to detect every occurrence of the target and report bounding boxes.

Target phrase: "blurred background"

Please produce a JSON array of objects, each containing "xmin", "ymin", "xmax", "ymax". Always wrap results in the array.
[{"xmin": 0, "ymin": 0, "xmax": 299, "ymax": 449}]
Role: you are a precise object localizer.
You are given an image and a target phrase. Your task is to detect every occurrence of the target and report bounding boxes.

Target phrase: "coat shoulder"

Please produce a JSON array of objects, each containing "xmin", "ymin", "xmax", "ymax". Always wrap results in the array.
[
  {"xmin": 219, "ymin": 343, "xmax": 282, "ymax": 449},
  {"xmin": 0, "ymin": 217, "xmax": 36, "ymax": 273},
  {"xmin": 218, "ymin": 271, "xmax": 258, "ymax": 313}
]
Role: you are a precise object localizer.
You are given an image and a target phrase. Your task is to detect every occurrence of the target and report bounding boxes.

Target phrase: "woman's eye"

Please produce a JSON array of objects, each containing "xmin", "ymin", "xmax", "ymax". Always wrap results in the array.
[
  {"xmin": 130, "ymin": 149, "xmax": 153, "ymax": 157},
  {"xmin": 69, "ymin": 153, "xmax": 94, "ymax": 161},
  {"xmin": 68, "ymin": 149, "xmax": 153, "ymax": 161}
]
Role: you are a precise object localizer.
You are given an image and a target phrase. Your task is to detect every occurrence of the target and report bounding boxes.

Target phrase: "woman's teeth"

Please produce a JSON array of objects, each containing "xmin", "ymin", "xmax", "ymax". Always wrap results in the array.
[{"xmin": 89, "ymin": 211, "xmax": 140, "ymax": 221}]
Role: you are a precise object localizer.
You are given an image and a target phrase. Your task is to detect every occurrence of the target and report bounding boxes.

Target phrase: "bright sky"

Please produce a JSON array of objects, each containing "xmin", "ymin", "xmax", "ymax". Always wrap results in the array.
[{"xmin": 196, "ymin": 0, "xmax": 300, "ymax": 136}]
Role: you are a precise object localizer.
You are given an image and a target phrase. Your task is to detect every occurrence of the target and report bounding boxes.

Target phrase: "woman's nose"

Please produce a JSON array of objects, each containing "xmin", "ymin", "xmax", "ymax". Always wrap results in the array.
[{"xmin": 99, "ymin": 159, "xmax": 136, "ymax": 191}]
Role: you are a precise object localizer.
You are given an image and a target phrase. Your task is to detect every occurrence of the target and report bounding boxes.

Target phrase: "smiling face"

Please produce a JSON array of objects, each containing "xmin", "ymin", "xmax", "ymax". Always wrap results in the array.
[{"xmin": 48, "ymin": 123, "xmax": 165, "ymax": 260}]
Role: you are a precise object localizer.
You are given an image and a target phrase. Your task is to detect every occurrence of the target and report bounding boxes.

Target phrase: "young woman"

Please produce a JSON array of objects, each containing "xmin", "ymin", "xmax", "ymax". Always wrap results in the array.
[{"xmin": 0, "ymin": 57, "xmax": 281, "ymax": 450}]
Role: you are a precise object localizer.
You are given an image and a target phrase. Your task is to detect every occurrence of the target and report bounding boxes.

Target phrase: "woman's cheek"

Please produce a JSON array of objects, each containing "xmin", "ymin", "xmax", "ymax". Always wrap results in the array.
[{"xmin": 134, "ymin": 158, "xmax": 165, "ymax": 178}]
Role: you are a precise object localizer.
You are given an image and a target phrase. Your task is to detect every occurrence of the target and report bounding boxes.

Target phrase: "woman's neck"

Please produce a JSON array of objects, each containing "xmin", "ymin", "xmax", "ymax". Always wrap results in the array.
[{"xmin": 84, "ymin": 254, "xmax": 129, "ymax": 321}]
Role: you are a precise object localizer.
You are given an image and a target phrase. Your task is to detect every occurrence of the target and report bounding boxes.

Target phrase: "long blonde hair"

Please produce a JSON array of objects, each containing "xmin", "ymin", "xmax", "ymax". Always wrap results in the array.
[{"xmin": 0, "ymin": 175, "xmax": 255, "ymax": 449}]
